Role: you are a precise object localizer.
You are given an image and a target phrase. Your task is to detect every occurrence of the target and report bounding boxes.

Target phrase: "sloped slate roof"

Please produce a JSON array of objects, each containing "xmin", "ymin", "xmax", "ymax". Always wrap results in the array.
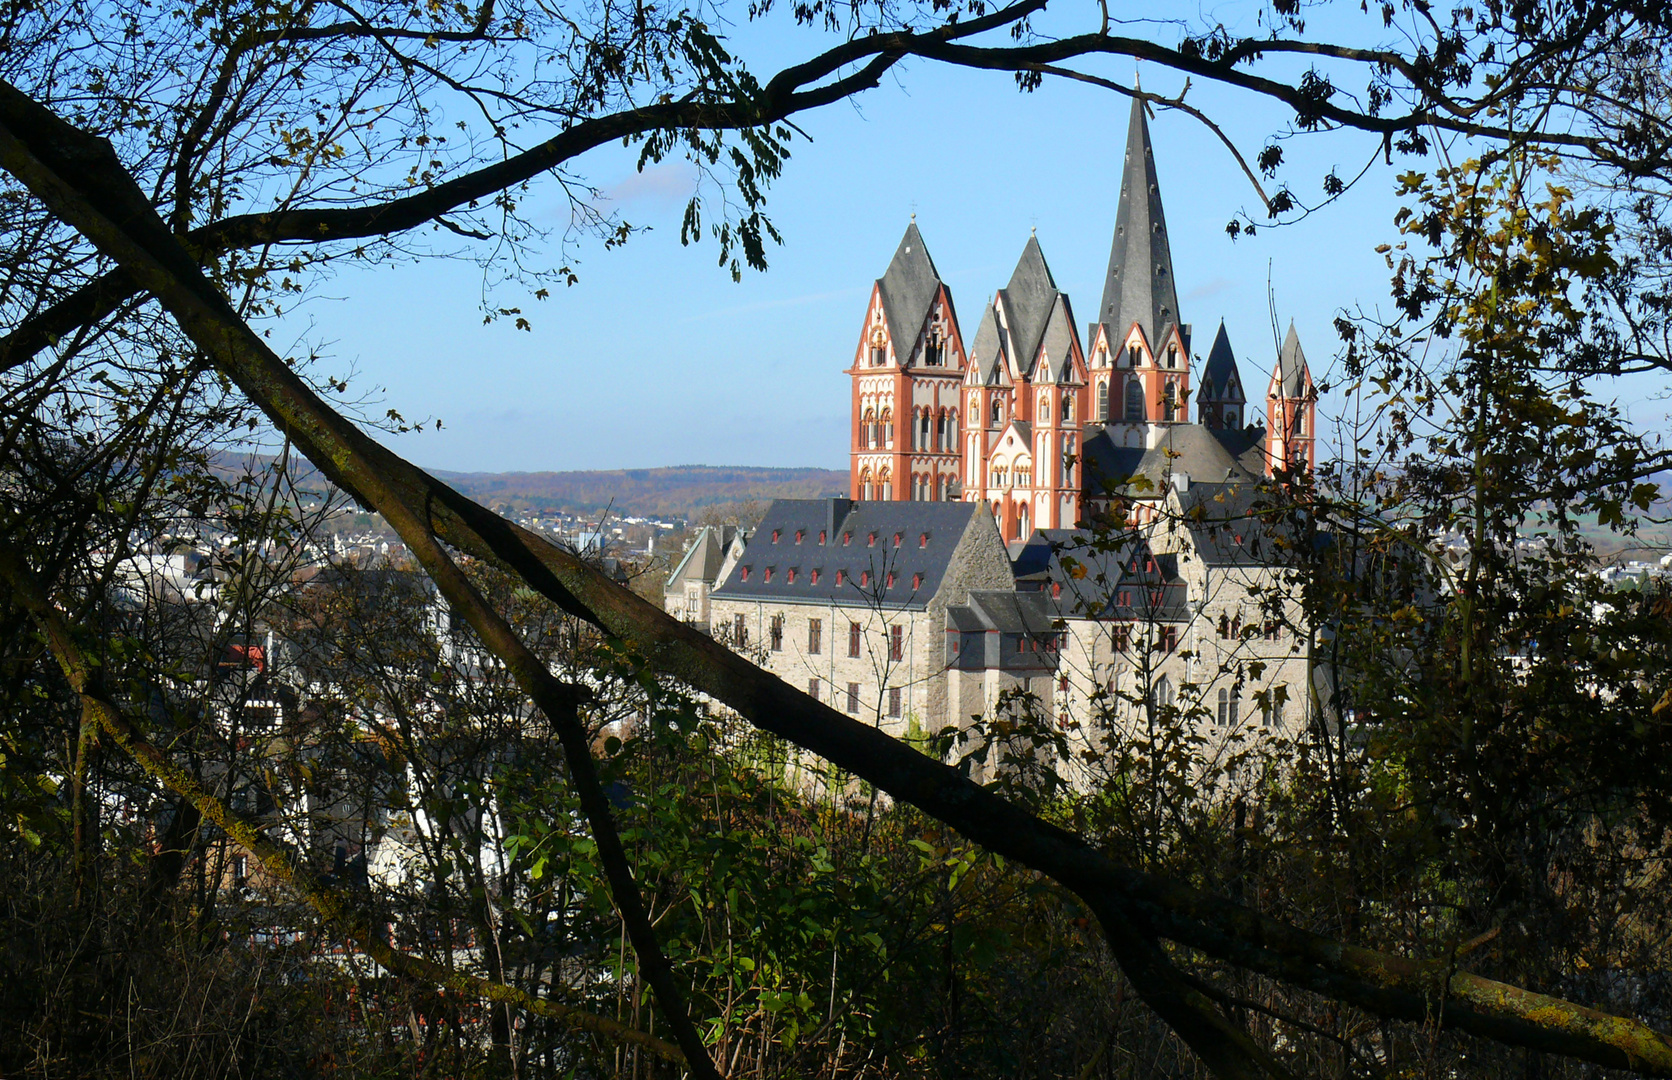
[
  {"xmin": 998, "ymin": 235, "xmax": 1059, "ymax": 377},
  {"xmin": 1276, "ymin": 322, "xmax": 1310, "ymax": 399},
  {"xmin": 712, "ymin": 499, "xmax": 982, "ymax": 612},
  {"xmin": 1200, "ymin": 321, "xmax": 1244, "ymax": 403},
  {"xmin": 877, "ymin": 223, "xmax": 942, "ymax": 363},
  {"xmin": 1133, "ymin": 423, "xmax": 1255, "ymax": 488},
  {"xmin": 1038, "ymin": 294, "xmax": 1082, "ymax": 383},
  {"xmin": 1100, "ymin": 93, "xmax": 1182, "ymax": 352},
  {"xmin": 666, "ymin": 525, "xmax": 738, "ymax": 589},
  {"xmin": 1177, "ymin": 483, "xmax": 1285, "ymax": 567},
  {"xmin": 969, "ymin": 304, "xmax": 1008, "ymax": 386},
  {"xmin": 1010, "ymin": 529, "xmax": 1189, "ymax": 622},
  {"xmin": 1209, "ymin": 424, "xmax": 1267, "ymax": 477}
]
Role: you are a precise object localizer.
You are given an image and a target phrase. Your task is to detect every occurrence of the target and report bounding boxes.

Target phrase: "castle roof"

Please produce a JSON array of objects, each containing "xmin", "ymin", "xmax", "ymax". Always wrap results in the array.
[
  {"xmin": 876, "ymin": 222, "xmax": 943, "ymax": 361},
  {"xmin": 1036, "ymin": 294, "xmax": 1082, "ymax": 383},
  {"xmin": 1079, "ymin": 421, "xmax": 1264, "ymax": 498},
  {"xmin": 1100, "ymin": 93, "xmax": 1183, "ymax": 353},
  {"xmin": 712, "ymin": 498, "xmax": 985, "ymax": 612},
  {"xmin": 998, "ymin": 234, "xmax": 1060, "ymax": 377}
]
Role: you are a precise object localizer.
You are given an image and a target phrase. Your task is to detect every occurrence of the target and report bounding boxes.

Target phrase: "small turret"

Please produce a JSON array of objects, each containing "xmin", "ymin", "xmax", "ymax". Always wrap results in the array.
[
  {"xmin": 1266, "ymin": 321, "xmax": 1316, "ymax": 476},
  {"xmin": 1198, "ymin": 321, "xmax": 1247, "ymax": 430}
]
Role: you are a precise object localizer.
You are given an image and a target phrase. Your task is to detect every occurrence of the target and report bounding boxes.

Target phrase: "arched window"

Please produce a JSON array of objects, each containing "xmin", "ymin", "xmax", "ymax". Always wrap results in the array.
[
  {"xmin": 880, "ymin": 408, "xmax": 893, "ymax": 448},
  {"xmin": 1166, "ymin": 344, "xmax": 1179, "ymax": 369},
  {"xmin": 989, "ymin": 398, "xmax": 1002, "ymax": 427},
  {"xmin": 1127, "ymin": 344, "xmax": 1141, "ymax": 367},
  {"xmin": 861, "ymin": 408, "xmax": 876, "ymax": 448},
  {"xmin": 1163, "ymin": 380, "xmax": 1179, "ymax": 422},
  {"xmin": 1038, "ymin": 397, "xmax": 1050, "ymax": 422},
  {"xmin": 1061, "ymin": 393, "xmax": 1074, "ymax": 424},
  {"xmin": 1124, "ymin": 377, "xmax": 1144, "ymax": 421},
  {"xmin": 935, "ymin": 412, "xmax": 946, "ymax": 451},
  {"xmin": 1096, "ymin": 381, "xmax": 1108, "ymax": 419},
  {"xmin": 918, "ymin": 410, "xmax": 931, "ymax": 449},
  {"xmin": 878, "ymin": 468, "xmax": 892, "ymax": 499},
  {"xmin": 947, "ymin": 412, "xmax": 958, "ymax": 447},
  {"xmin": 1225, "ymin": 407, "xmax": 1239, "ymax": 428},
  {"xmin": 859, "ymin": 468, "xmax": 873, "ymax": 501},
  {"xmin": 1017, "ymin": 500, "xmax": 1029, "ymax": 539}
]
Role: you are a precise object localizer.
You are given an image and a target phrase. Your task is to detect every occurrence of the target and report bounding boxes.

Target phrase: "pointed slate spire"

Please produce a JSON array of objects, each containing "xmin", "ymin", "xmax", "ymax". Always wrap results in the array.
[
  {"xmin": 1275, "ymin": 321, "xmax": 1310, "ymax": 398},
  {"xmin": 998, "ymin": 234, "xmax": 1060, "ymax": 376},
  {"xmin": 969, "ymin": 304, "xmax": 1008, "ymax": 385},
  {"xmin": 1100, "ymin": 92, "xmax": 1181, "ymax": 352},
  {"xmin": 1201, "ymin": 321, "xmax": 1244, "ymax": 402},
  {"xmin": 876, "ymin": 222, "xmax": 944, "ymax": 361}
]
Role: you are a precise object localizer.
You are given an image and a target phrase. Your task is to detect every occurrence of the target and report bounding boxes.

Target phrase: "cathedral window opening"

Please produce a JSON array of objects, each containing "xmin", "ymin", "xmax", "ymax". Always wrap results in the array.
[
  {"xmin": 849, "ymin": 621, "xmax": 862, "ymax": 657},
  {"xmin": 918, "ymin": 412, "xmax": 930, "ymax": 449},
  {"xmin": 870, "ymin": 343, "xmax": 886, "ymax": 367},
  {"xmin": 1127, "ymin": 344, "xmax": 1141, "ymax": 367},
  {"xmin": 1038, "ymin": 397, "xmax": 1050, "ymax": 423},
  {"xmin": 878, "ymin": 469, "xmax": 892, "ymax": 498},
  {"xmin": 990, "ymin": 398, "xmax": 1002, "ymax": 427},
  {"xmin": 1163, "ymin": 380, "xmax": 1179, "ymax": 422},
  {"xmin": 881, "ymin": 408, "xmax": 893, "ymax": 448},
  {"xmin": 1017, "ymin": 501, "xmax": 1029, "ymax": 538},
  {"xmin": 1096, "ymin": 380, "xmax": 1109, "ymax": 418},
  {"xmin": 947, "ymin": 413, "xmax": 958, "ymax": 446},
  {"xmin": 935, "ymin": 413, "xmax": 946, "ymax": 451},
  {"xmin": 926, "ymin": 335, "xmax": 944, "ymax": 366},
  {"xmin": 1016, "ymin": 465, "xmax": 1032, "ymax": 488},
  {"xmin": 809, "ymin": 619, "xmax": 822, "ymax": 654},
  {"xmin": 769, "ymin": 615, "xmax": 784, "ymax": 651},
  {"xmin": 992, "ymin": 466, "xmax": 1008, "ymax": 488},
  {"xmin": 1061, "ymin": 394, "xmax": 1074, "ymax": 424},
  {"xmin": 1166, "ymin": 345, "xmax": 1178, "ymax": 369},
  {"xmin": 1124, "ymin": 377, "xmax": 1144, "ymax": 421}
]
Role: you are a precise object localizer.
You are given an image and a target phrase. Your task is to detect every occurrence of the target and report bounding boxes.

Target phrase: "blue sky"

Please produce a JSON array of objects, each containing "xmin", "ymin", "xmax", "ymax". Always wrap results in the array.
[{"xmin": 282, "ymin": 4, "xmax": 1667, "ymax": 474}]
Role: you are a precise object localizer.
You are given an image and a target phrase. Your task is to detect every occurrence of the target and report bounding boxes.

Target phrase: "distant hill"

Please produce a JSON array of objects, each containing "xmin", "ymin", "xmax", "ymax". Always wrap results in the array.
[{"xmin": 430, "ymin": 464, "xmax": 849, "ymax": 520}]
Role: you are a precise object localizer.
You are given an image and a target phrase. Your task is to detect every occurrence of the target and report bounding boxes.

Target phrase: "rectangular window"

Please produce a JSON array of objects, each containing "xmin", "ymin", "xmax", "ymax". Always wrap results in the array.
[
  {"xmin": 890, "ymin": 625, "xmax": 903, "ymax": 662},
  {"xmin": 849, "ymin": 621, "xmax": 861, "ymax": 657},
  {"xmin": 1113, "ymin": 625, "xmax": 1130, "ymax": 653},
  {"xmin": 733, "ymin": 614, "xmax": 747, "ymax": 647},
  {"xmin": 808, "ymin": 618, "xmax": 822, "ymax": 655},
  {"xmin": 769, "ymin": 614, "xmax": 783, "ymax": 651},
  {"xmin": 1265, "ymin": 620, "xmax": 1282, "ymax": 641},
  {"xmin": 1161, "ymin": 626, "xmax": 1178, "ymax": 653},
  {"xmin": 888, "ymin": 687, "xmax": 902, "ymax": 718},
  {"xmin": 847, "ymin": 682, "xmax": 860, "ymax": 713},
  {"xmin": 809, "ymin": 678, "xmax": 820, "ymax": 702}
]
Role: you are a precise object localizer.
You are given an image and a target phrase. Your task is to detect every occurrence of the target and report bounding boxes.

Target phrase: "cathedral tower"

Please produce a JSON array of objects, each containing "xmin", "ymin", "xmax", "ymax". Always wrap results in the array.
[
  {"xmin": 961, "ymin": 234, "xmax": 1088, "ymax": 540},
  {"xmin": 848, "ymin": 222, "xmax": 966, "ymax": 501},
  {"xmin": 1266, "ymin": 322, "xmax": 1316, "ymax": 474},
  {"xmin": 1086, "ymin": 92, "xmax": 1191, "ymax": 449},
  {"xmin": 1198, "ymin": 321, "xmax": 1248, "ymax": 430}
]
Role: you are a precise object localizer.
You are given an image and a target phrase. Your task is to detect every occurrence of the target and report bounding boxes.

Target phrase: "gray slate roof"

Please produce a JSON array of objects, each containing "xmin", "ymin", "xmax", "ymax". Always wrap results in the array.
[
  {"xmin": 969, "ymin": 305, "xmax": 1009, "ymax": 386},
  {"xmin": 1078, "ymin": 422, "xmax": 1266, "ymax": 498},
  {"xmin": 1275, "ymin": 321, "xmax": 1310, "ymax": 399},
  {"xmin": 1177, "ymin": 483, "xmax": 1286, "ymax": 567},
  {"xmin": 998, "ymin": 235, "xmax": 1060, "ymax": 377},
  {"xmin": 1037, "ymin": 295, "xmax": 1082, "ymax": 383},
  {"xmin": 666, "ymin": 525, "xmax": 734, "ymax": 589},
  {"xmin": 1010, "ymin": 529, "xmax": 1189, "ymax": 622},
  {"xmin": 1100, "ymin": 94, "xmax": 1183, "ymax": 353},
  {"xmin": 1199, "ymin": 321, "xmax": 1244, "ymax": 404},
  {"xmin": 877, "ymin": 223, "xmax": 943, "ymax": 364},
  {"xmin": 712, "ymin": 498, "xmax": 983, "ymax": 612}
]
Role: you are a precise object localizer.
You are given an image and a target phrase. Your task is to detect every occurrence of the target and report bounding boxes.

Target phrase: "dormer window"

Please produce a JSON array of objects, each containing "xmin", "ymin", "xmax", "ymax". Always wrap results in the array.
[
  {"xmin": 764, "ymin": 567, "xmax": 773, "ymax": 583},
  {"xmin": 772, "ymin": 529, "xmax": 780, "ymax": 543},
  {"xmin": 787, "ymin": 568, "xmax": 797, "ymax": 583},
  {"xmin": 912, "ymin": 573, "xmax": 922, "ymax": 589},
  {"xmin": 835, "ymin": 569, "xmax": 845, "ymax": 585},
  {"xmin": 892, "ymin": 532, "xmax": 902, "ymax": 548},
  {"xmin": 811, "ymin": 569, "xmax": 821, "ymax": 584},
  {"xmin": 886, "ymin": 572, "xmax": 896, "ymax": 588},
  {"xmin": 741, "ymin": 566, "xmax": 750, "ymax": 581},
  {"xmin": 795, "ymin": 530, "xmax": 804, "ymax": 544},
  {"xmin": 919, "ymin": 533, "xmax": 928, "ymax": 548},
  {"xmin": 1167, "ymin": 345, "xmax": 1179, "ymax": 369},
  {"xmin": 926, "ymin": 335, "xmax": 944, "ymax": 366},
  {"xmin": 861, "ymin": 570, "xmax": 871, "ymax": 587},
  {"xmin": 1128, "ymin": 344, "xmax": 1141, "ymax": 367},
  {"xmin": 819, "ymin": 530, "xmax": 827, "ymax": 544}
]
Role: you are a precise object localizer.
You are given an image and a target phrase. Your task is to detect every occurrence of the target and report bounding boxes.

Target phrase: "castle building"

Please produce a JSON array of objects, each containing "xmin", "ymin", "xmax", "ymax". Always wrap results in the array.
[{"xmin": 846, "ymin": 93, "xmax": 1316, "ymax": 538}]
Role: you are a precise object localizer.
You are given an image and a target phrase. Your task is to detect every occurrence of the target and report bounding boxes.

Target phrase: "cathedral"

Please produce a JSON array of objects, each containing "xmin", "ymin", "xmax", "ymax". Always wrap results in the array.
[{"xmin": 846, "ymin": 93, "xmax": 1317, "ymax": 539}]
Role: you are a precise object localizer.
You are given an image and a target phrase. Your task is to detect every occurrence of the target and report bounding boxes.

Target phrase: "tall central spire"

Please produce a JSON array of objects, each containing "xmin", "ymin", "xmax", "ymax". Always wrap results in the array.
[{"xmin": 1100, "ymin": 92, "xmax": 1181, "ymax": 352}]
